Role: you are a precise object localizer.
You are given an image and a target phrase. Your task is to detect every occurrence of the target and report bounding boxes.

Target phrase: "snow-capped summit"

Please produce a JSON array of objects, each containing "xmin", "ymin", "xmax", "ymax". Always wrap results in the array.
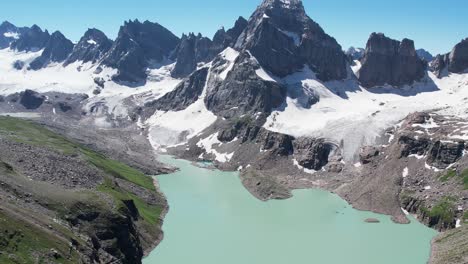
[
  {"xmin": 64, "ymin": 28, "xmax": 113, "ymax": 66},
  {"xmin": 235, "ymin": 0, "xmax": 347, "ymax": 81}
]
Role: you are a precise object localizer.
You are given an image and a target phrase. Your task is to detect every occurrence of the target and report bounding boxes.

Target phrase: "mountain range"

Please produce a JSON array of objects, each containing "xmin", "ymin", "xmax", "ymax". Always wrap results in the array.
[{"xmin": 0, "ymin": 0, "xmax": 468, "ymax": 263}]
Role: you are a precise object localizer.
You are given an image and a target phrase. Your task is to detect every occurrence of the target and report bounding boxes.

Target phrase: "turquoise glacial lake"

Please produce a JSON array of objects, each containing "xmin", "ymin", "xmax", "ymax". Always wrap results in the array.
[{"xmin": 144, "ymin": 156, "xmax": 437, "ymax": 264}]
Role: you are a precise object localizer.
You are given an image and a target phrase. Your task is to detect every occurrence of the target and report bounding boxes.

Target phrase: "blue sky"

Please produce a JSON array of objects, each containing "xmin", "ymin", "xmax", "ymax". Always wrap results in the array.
[{"xmin": 1, "ymin": 0, "xmax": 466, "ymax": 55}]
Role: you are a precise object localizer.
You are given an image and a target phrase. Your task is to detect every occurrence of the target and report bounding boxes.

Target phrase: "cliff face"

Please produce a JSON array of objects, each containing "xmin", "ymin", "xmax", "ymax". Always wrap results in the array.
[
  {"xmin": 0, "ymin": 116, "xmax": 167, "ymax": 264},
  {"xmin": 358, "ymin": 33, "xmax": 426, "ymax": 88}
]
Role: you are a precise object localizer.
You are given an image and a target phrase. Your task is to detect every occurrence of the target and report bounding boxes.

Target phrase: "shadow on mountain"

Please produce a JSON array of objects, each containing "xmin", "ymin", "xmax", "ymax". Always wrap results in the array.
[{"xmin": 364, "ymin": 72, "xmax": 440, "ymax": 97}]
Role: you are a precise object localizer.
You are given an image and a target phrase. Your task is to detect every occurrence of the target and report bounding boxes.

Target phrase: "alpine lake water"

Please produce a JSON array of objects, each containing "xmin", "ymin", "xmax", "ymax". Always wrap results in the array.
[{"xmin": 144, "ymin": 155, "xmax": 437, "ymax": 264}]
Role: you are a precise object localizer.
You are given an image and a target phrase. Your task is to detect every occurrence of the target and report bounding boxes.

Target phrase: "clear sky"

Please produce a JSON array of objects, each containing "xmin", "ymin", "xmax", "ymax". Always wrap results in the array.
[{"xmin": 1, "ymin": 0, "xmax": 466, "ymax": 55}]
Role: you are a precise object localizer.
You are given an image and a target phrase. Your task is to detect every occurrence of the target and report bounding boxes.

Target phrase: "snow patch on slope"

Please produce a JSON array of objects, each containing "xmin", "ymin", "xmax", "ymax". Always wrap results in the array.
[
  {"xmin": 146, "ymin": 67, "xmax": 217, "ymax": 150},
  {"xmin": 197, "ymin": 133, "xmax": 234, "ymax": 162},
  {"xmin": 264, "ymin": 70, "xmax": 468, "ymax": 161}
]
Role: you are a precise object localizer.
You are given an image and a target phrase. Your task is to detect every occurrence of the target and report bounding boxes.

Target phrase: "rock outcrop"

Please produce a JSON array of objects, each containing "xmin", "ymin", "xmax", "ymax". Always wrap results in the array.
[
  {"xmin": 205, "ymin": 52, "xmax": 286, "ymax": 118},
  {"xmin": 10, "ymin": 24, "xmax": 50, "ymax": 52},
  {"xmin": 294, "ymin": 138, "xmax": 337, "ymax": 170},
  {"xmin": 65, "ymin": 28, "xmax": 113, "ymax": 66},
  {"xmin": 358, "ymin": 33, "xmax": 426, "ymax": 88},
  {"xmin": 431, "ymin": 38, "xmax": 468, "ymax": 78},
  {"xmin": 19, "ymin": 89, "xmax": 46, "ymax": 109},
  {"xmin": 29, "ymin": 31, "xmax": 74, "ymax": 70},
  {"xmin": 101, "ymin": 20, "xmax": 180, "ymax": 84},
  {"xmin": 234, "ymin": 0, "xmax": 348, "ymax": 81}
]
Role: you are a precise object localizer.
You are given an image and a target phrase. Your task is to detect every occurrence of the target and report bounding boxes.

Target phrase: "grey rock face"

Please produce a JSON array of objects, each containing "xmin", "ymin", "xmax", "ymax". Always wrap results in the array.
[
  {"xmin": 433, "ymin": 38, "xmax": 468, "ymax": 77},
  {"xmin": 101, "ymin": 20, "xmax": 180, "ymax": 84},
  {"xmin": 396, "ymin": 112, "xmax": 465, "ymax": 169},
  {"xmin": 29, "ymin": 31, "xmax": 74, "ymax": 70},
  {"xmin": 171, "ymin": 33, "xmax": 214, "ymax": 78},
  {"xmin": 427, "ymin": 141, "xmax": 465, "ymax": 169},
  {"xmin": 0, "ymin": 21, "xmax": 27, "ymax": 49},
  {"xmin": 358, "ymin": 33, "xmax": 426, "ymax": 88},
  {"xmin": 430, "ymin": 54, "xmax": 450, "ymax": 78},
  {"xmin": 10, "ymin": 24, "xmax": 50, "ymax": 52},
  {"xmin": 19, "ymin": 90, "xmax": 46, "ymax": 109},
  {"xmin": 145, "ymin": 67, "xmax": 208, "ymax": 112},
  {"xmin": 235, "ymin": 0, "xmax": 348, "ymax": 81},
  {"xmin": 449, "ymin": 39, "xmax": 468, "ymax": 73},
  {"xmin": 416, "ymin": 48, "xmax": 434, "ymax": 62},
  {"xmin": 294, "ymin": 138, "xmax": 337, "ymax": 170},
  {"xmin": 205, "ymin": 52, "xmax": 286, "ymax": 118},
  {"xmin": 359, "ymin": 146, "xmax": 380, "ymax": 164},
  {"xmin": 65, "ymin": 28, "xmax": 112, "ymax": 66}
]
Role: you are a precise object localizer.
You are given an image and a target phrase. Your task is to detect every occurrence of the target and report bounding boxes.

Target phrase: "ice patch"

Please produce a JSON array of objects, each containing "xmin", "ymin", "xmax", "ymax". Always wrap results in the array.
[
  {"xmin": 197, "ymin": 133, "xmax": 234, "ymax": 163},
  {"xmin": 87, "ymin": 39, "xmax": 97, "ymax": 45},
  {"xmin": 293, "ymin": 159, "xmax": 316, "ymax": 174},
  {"xmin": 402, "ymin": 167, "xmax": 409, "ymax": 178}
]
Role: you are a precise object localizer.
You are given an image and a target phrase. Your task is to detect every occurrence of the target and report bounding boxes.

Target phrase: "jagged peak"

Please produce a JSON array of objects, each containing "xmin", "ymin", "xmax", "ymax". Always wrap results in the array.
[
  {"xmin": 260, "ymin": 0, "xmax": 304, "ymax": 10},
  {"xmin": 1, "ymin": 20, "xmax": 15, "ymax": 28}
]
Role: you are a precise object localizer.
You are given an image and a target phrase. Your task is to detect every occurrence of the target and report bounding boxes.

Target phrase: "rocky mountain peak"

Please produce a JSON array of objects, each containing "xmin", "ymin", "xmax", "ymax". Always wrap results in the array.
[
  {"xmin": 29, "ymin": 30, "xmax": 74, "ymax": 70},
  {"xmin": 448, "ymin": 38, "xmax": 468, "ymax": 73},
  {"xmin": 0, "ymin": 21, "xmax": 21, "ymax": 49},
  {"xmin": 213, "ymin": 16, "xmax": 247, "ymax": 49},
  {"xmin": 64, "ymin": 28, "xmax": 112, "ymax": 66},
  {"xmin": 234, "ymin": 0, "xmax": 347, "ymax": 81},
  {"xmin": 0, "ymin": 21, "xmax": 16, "ymax": 31},
  {"xmin": 430, "ymin": 39, "xmax": 468, "ymax": 78},
  {"xmin": 358, "ymin": 33, "xmax": 426, "ymax": 88},
  {"xmin": 10, "ymin": 24, "xmax": 50, "ymax": 52},
  {"xmin": 260, "ymin": 0, "xmax": 305, "ymax": 11},
  {"xmin": 346, "ymin": 47, "xmax": 365, "ymax": 61},
  {"xmin": 171, "ymin": 17, "xmax": 248, "ymax": 79},
  {"xmin": 100, "ymin": 19, "xmax": 179, "ymax": 84},
  {"xmin": 416, "ymin": 48, "xmax": 434, "ymax": 62}
]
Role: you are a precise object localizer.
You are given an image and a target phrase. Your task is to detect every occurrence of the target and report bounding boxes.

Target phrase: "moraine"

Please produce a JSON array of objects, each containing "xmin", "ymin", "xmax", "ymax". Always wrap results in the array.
[{"xmin": 144, "ymin": 155, "xmax": 437, "ymax": 264}]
